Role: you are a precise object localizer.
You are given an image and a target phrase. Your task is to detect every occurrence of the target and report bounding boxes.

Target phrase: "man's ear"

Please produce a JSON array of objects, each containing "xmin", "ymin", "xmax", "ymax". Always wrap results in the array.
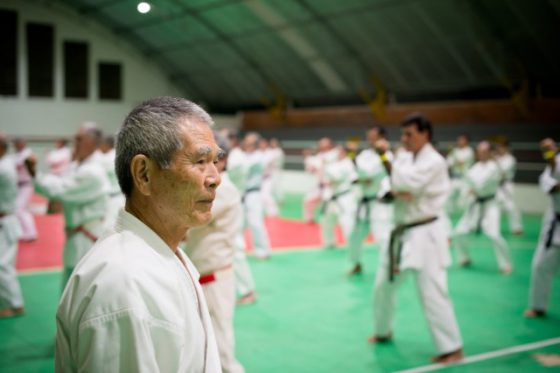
[{"xmin": 130, "ymin": 154, "xmax": 155, "ymax": 196}]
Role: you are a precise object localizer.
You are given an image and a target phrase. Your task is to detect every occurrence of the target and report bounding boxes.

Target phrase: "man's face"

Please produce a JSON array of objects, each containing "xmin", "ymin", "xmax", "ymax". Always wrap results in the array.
[
  {"xmin": 318, "ymin": 138, "xmax": 332, "ymax": 152},
  {"xmin": 401, "ymin": 124, "xmax": 428, "ymax": 153},
  {"xmin": 367, "ymin": 129, "xmax": 380, "ymax": 147},
  {"xmin": 476, "ymin": 142, "xmax": 491, "ymax": 161},
  {"xmin": 14, "ymin": 141, "xmax": 25, "ymax": 152},
  {"xmin": 74, "ymin": 128, "xmax": 98, "ymax": 162},
  {"xmin": 151, "ymin": 121, "xmax": 221, "ymax": 228},
  {"xmin": 457, "ymin": 136, "xmax": 468, "ymax": 148},
  {"xmin": 243, "ymin": 134, "xmax": 258, "ymax": 152}
]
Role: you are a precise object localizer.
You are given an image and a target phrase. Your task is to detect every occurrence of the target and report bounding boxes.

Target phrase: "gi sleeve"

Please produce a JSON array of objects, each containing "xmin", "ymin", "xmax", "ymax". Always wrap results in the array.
[
  {"xmin": 539, "ymin": 166, "xmax": 559, "ymax": 194},
  {"xmin": 34, "ymin": 168, "xmax": 106, "ymax": 204},
  {"xmin": 392, "ymin": 156, "xmax": 447, "ymax": 196}
]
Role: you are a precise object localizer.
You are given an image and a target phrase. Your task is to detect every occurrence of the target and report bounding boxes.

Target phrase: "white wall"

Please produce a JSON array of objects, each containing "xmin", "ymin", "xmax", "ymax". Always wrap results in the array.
[{"xmin": 0, "ymin": 0, "xmax": 240, "ymax": 136}]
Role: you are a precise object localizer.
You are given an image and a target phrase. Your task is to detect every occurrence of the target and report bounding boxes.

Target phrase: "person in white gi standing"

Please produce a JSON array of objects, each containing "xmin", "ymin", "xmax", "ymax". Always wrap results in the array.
[
  {"xmin": 453, "ymin": 141, "xmax": 512, "ymax": 274},
  {"xmin": 348, "ymin": 126, "xmax": 393, "ymax": 275},
  {"xmin": 446, "ymin": 135, "xmax": 475, "ymax": 216},
  {"xmin": 495, "ymin": 139, "xmax": 523, "ymax": 235},
  {"xmin": 26, "ymin": 123, "xmax": 110, "ymax": 289},
  {"xmin": 55, "ymin": 97, "xmax": 222, "ymax": 372},
  {"xmin": 369, "ymin": 113, "xmax": 463, "ymax": 364},
  {"xmin": 242, "ymin": 132, "xmax": 272, "ymax": 260},
  {"xmin": 46, "ymin": 138, "xmax": 72, "ymax": 176},
  {"xmin": 11, "ymin": 138, "xmax": 37, "ymax": 242},
  {"xmin": 525, "ymin": 138, "xmax": 560, "ymax": 318},
  {"xmin": 0, "ymin": 134, "xmax": 24, "ymax": 318},
  {"xmin": 303, "ymin": 138, "xmax": 337, "ymax": 223},
  {"xmin": 183, "ymin": 133, "xmax": 245, "ymax": 373},
  {"xmin": 99, "ymin": 134, "xmax": 125, "ymax": 230}
]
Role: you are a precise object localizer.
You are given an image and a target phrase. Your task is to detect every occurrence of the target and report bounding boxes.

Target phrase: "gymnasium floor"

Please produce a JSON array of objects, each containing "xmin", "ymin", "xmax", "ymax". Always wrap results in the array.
[{"xmin": 1, "ymin": 194, "xmax": 559, "ymax": 372}]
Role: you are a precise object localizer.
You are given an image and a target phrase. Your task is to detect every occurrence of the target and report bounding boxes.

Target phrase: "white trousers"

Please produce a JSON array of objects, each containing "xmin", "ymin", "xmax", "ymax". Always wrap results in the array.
[
  {"xmin": 373, "ymin": 249, "xmax": 462, "ymax": 354},
  {"xmin": 497, "ymin": 182, "xmax": 523, "ymax": 232},
  {"xmin": 202, "ymin": 268, "xmax": 245, "ymax": 373},
  {"xmin": 446, "ymin": 178, "xmax": 467, "ymax": 216},
  {"xmin": 348, "ymin": 200, "xmax": 393, "ymax": 265},
  {"xmin": 16, "ymin": 183, "xmax": 37, "ymax": 240},
  {"xmin": 528, "ymin": 208, "xmax": 560, "ymax": 311},
  {"xmin": 0, "ymin": 215, "xmax": 24, "ymax": 309},
  {"xmin": 233, "ymin": 232, "xmax": 256, "ymax": 297},
  {"xmin": 244, "ymin": 191, "xmax": 271, "ymax": 259},
  {"xmin": 261, "ymin": 176, "xmax": 279, "ymax": 217},
  {"xmin": 320, "ymin": 192, "xmax": 357, "ymax": 248},
  {"xmin": 453, "ymin": 200, "xmax": 512, "ymax": 271}
]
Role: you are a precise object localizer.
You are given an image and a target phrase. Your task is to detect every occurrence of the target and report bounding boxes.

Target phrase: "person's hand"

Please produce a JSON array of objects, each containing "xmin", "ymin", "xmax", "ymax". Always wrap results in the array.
[
  {"xmin": 24, "ymin": 155, "xmax": 37, "ymax": 178},
  {"xmin": 394, "ymin": 191, "xmax": 413, "ymax": 201},
  {"xmin": 375, "ymin": 139, "xmax": 390, "ymax": 155}
]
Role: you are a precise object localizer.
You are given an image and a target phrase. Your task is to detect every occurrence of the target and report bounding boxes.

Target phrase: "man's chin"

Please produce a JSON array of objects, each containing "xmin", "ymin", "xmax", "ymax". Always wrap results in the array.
[{"xmin": 189, "ymin": 212, "xmax": 213, "ymax": 227}]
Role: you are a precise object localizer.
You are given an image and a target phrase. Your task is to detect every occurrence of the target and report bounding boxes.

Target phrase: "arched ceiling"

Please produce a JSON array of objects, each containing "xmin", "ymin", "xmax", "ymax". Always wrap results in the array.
[{"xmin": 55, "ymin": 0, "xmax": 560, "ymax": 112}]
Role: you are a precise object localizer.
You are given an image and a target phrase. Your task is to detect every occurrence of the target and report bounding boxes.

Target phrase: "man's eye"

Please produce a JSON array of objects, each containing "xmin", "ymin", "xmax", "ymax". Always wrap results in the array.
[{"xmin": 197, "ymin": 159, "xmax": 205, "ymax": 165}]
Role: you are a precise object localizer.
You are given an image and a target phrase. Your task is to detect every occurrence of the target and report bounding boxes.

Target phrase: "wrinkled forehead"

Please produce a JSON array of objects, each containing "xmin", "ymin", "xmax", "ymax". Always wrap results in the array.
[{"xmin": 178, "ymin": 121, "xmax": 221, "ymax": 155}]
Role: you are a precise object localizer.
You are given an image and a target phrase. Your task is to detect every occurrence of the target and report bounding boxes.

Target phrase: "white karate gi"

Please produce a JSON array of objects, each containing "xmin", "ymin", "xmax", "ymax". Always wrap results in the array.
[
  {"xmin": 528, "ymin": 153, "xmax": 560, "ymax": 312},
  {"xmin": 46, "ymin": 146, "xmax": 72, "ymax": 176},
  {"xmin": 33, "ymin": 152, "xmax": 110, "ymax": 288},
  {"xmin": 0, "ymin": 154, "xmax": 23, "ymax": 310},
  {"xmin": 453, "ymin": 160, "xmax": 512, "ymax": 271},
  {"xmin": 348, "ymin": 149, "xmax": 393, "ymax": 266},
  {"xmin": 56, "ymin": 210, "xmax": 221, "ymax": 373},
  {"xmin": 11, "ymin": 147, "xmax": 37, "ymax": 240},
  {"xmin": 226, "ymin": 148, "xmax": 256, "ymax": 297},
  {"xmin": 320, "ymin": 156, "xmax": 358, "ymax": 248},
  {"xmin": 261, "ymin": 148, "xmax": 285, "ymax": 217},
  {"xmin": 184, "ymin": 174, "xmax": 245, "ymax": 373},
  {"xmin": 98, "ymin": 149, "xmax": 125, "ymax": 230},
  {"xmin": 496, "ymin": 153, "xmax": 523, "ymax": 233},
  {"xmin": 303, "ymin": 154, "xmax": 322, "ymax": 222},
  {"xmin": 446, "ymin": 146, "xmax": 474, "ymax": 215},
  {"xmin": 373, "ymin": 144, "xmax": 462, "ymax": 355},
  {"xmin": 243, "ymin": 150, "xmax": 272, "ymax": 259}
]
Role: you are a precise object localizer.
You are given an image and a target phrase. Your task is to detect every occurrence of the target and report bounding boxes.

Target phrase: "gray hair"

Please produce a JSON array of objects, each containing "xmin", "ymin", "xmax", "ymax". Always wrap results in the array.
[
  {"xmin": 116, "ymin": 96, "xmax": 214, "ymax": 197},
  {"xmin": 81, "ymin": 121, "xmax": 103, "ymax": 146}
]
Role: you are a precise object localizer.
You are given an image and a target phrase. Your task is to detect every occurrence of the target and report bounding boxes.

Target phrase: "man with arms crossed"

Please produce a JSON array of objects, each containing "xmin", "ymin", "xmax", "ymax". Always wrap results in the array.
[{"xmin": 55, "ymin": 97, "xmax": 221, "ymax": 372}]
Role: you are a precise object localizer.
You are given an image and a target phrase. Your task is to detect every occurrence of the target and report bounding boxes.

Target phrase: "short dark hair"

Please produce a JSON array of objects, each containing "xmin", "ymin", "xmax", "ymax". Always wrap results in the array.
[
  {"xmin": 401, "ymin": 113, "xmax": 433, "ymax": 141},
  {"xmin": 367, "ymin": 125, "xmax": 387, "ymax": 138}
]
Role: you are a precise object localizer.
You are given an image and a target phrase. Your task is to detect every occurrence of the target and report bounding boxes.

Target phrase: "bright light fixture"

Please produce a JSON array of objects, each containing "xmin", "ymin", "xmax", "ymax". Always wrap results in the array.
[{"xmin": 137, "ymin": 2, "xmax": 151, "ymax": 14}]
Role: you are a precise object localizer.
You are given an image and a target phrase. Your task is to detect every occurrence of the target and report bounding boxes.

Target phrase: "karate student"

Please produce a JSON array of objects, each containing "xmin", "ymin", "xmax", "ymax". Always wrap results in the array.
[
  {"xmin": 99, "ymin": 134, "xmax": 125, "ymax": 230},
  {"xmin": 302, "ymin": 148, "xmax": 322, "ymax": 223},
  {"xmin": 55, "ymin": 97, "xmax": 221, "ymax": 372},
  {"xmin": 453, "ymin": 141, "xmax": 512, "ymax": 274},
  {"xmin": 495, "ymin": 139, "xmax": 523, "ymax": 235},
  {"xmin": 242, "ymin": 132, "xmax": 272, "ymax": 260},
  {"xmin": 260, "ymin": 137, "xmax": 279, "ymax": 217},
  {"xmin": 46, "ymin": 138, "xmax": 72, "ymax": 176},
  {"xmin": 369, "ymin": 113, "xmax": 463, "ymax": 364},
  {"xmin": 446, "ymin": 134, "xmax": 475, "ymax": 215},
  {"xmin": 320, "ymin": 146, "xmax": 358, "ymax": 250},
  {"xmin": 347, "ymin": 126, "xmax": 393, "ymax": 275},
  {"xmin": 0, "ymin": 134, "xmax": 24, "ymax": 318},
  {"xmin": 183, "ymin": 133, "xmax": 245, "ymax": 373},
  {"xmin": 11, "ymin": 138, "xmax": 37, "ymax": 242},
  {"xmin": 26, "ymin": 123, "xmax": 110, "ymax": 289},
  {"xmin": 525, "ymin": 138, "xmax": 560, "ymax": 318}
]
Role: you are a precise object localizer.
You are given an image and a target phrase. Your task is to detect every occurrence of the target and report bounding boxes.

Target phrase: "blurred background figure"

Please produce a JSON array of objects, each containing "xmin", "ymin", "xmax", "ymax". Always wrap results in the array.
[
  {"xmin": 11, "ymin": 138, "xmax": 37, "ymax": 242},
  {"xmin": 46, "ymin": 138, "xmax": 72, "ymax": 176},
  {"xmin": 98, "ymin": 134, "xmax": 124, "ymax": 230},
  {"xmin": 446, "ymin": 134, "xmax": 475, "ymax": 216},
  {"xmin": 0, "ymin": 134, "xmax": 24, "ymax": 318}
]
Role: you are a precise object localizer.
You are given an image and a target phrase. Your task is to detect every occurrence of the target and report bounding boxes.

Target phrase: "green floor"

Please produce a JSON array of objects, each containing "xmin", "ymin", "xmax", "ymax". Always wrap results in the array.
[{"xmin": 1, "ymin": 194, "xmax": 559, "ymax": 372}]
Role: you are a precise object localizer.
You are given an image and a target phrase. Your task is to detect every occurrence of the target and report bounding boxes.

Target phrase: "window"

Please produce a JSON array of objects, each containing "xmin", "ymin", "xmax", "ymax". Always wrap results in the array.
[
  {"xmin": 98, "ymin": 62, "xmax": 122, "ymax": 100},
  {"xmin": 0, "ymin": 9, "xmax": 18, "ymax": 96},
  {"xmin": 64, "ymin": 41, "xmax": 89, "ymax": 98},
  {"xmin": 27, "ymin": 22, "xmax": 55, "ymax": 97}
]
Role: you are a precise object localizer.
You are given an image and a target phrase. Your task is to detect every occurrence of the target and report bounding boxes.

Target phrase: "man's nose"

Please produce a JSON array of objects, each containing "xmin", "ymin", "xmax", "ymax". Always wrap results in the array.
[{"xmin": 206, "ymin": 163, "xmax": 221, "ymax": 189}]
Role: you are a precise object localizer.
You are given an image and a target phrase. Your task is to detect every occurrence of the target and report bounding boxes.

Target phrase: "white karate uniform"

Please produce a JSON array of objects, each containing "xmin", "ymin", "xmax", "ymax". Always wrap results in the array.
[
  {"xmin": 46, "ymin": 146, "xmax": 72, "ymax": 176},
  {"xmin": 348, "ymin": 149, "xmax": 393, "ymax": 265},
  {"xmin": 184, "ymin": 174, "xmax": 244, "ymax": 373},
  {"xmin": 243, "ymin": 150, "xmax": 272, "ymax": 259},
  {"xmin": 261, "ymin": 148, "xmax": 279, "ymax": 217},
  {"xmin": 33, "ymin": 152, "xmax": 110, "ymax": 288},
  {"xmin": 226, "ymin": 148, "xmax": 256, "ymax": 297},
  {"xmin": 11, "ymin": 147, "xmax": 37, "ymax": 240},
  {"xmin": 303, "ymin": 154, "xmax": 322, "ymax": 222},
  {"xmin": 528, "ymin": 153, "xmax": 560, "ymax": 312},
  {"xmin": 320, "ymin": 156, "xmax": 358, "ymax": 248},
  {"xmin": 98, "ymin": 149, "xmax": 125, "ymax": 230},
  {"xmin": 453, "ymin": 160, "xmax": 512, "ymax": 271},
  {"xmin": 56, "ymin": 209, "xmax": 221, "ymax": 372},
  {"xmin": 373, "ymin": 144, "xmax": 462, "ymax": 355},
  {"xmin": 496, "ymin": 153, "xmax": 523, "ymax": 233},
  {"xmin": 0, "ymin": 154, "xmax": 23, "ymax": 310},
  {"xmin": 446, "ymin": 146, "xmax": 474, "ymax": 215}
]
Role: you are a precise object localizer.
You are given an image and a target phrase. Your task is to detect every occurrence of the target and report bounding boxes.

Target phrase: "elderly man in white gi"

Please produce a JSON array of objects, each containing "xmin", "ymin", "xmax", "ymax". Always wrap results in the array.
[
  {"xmin": 183, "ymin": 133, "xmax": 245, "ymax": 373},
  {"xmin": 446, "ymin": 134, "xmax": 475, "ymax": 215},
  {"xmin": 242, "ymin": 132, "xmax": 272, "ymax": 260},
  {"xmin": 26, "ymin": 123, "xmax": 110, "ymax": 289},
  {"xmin": 348, "ymin": 126, "xmax": 393, "ymax": 275},
  {"xmin": 453, "ymin": 141, "xmax": 512, "ymax": 273},
  {"xmin": 369, "ymin": 113, "xmax": 463, "ymax": 364},
  {"xmin": 320, "ymin": 146, "xmax": 358, "ymax": 250},
  {"xmin": 495, "ymin": 140, "xmax": 523, "ymax": 235},
  {"xmin": 0, "ymin": 134, "xmax": 24, "ymax": 318},
  {"xmin": 11, "ymin": 138, "xmax": 37, "ymax": 242},
  {"xmin": 99, "ymin": 134, "xmax": 125, "ymax": 230},
  {"xmin": 525, "ymin": 138, "xmax": 560, "ymax": 318},
  {"xmin": 55, "ymin": 97, "xmax": 222, "ymax": 372}
]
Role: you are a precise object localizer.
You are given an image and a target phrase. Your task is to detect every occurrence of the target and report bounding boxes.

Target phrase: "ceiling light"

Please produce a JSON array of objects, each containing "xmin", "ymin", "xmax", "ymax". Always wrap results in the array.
[{"xmin": 137, "ymin": 2, "xmax": 151, "ymax": 14}]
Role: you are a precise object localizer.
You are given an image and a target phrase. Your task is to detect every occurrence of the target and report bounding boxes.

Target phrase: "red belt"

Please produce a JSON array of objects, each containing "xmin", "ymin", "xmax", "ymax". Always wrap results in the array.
[{"xmin": 199, "ymin": 264, "xmax": 232, "ymax": 285}]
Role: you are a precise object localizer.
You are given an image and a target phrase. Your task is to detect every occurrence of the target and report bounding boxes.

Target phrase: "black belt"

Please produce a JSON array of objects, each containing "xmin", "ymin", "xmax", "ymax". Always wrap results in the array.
[
  {"xmin": 468, "ymin": 195, "xmax": 495, "ymax": 234},
  {"xmin": 355, "ymin": 195, "xmax": 376, "ymax": 222},
  {"xmin": 388, "ymin": 217, "xmax": 438, "ymax": 282},
  {"xmin": 242, "ymin": 187, "xmax": 261, "ymax": 203},
  {"xmin": 545, "ymin": 213, "xmax": 560, "ymax": 250},
  {"xmin": 320, "ymin": 189, "xmax": 351, "ymax": 215},
  {"xmin": 17, "ymin": 181, "xmax": 31, "ymax": 187}
]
